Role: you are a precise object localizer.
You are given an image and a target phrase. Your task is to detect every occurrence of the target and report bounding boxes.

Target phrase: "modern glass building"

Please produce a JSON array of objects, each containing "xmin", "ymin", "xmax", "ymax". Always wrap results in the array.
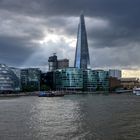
[
  {"xmin": 41, "ymin": 71, "xmax": 54, "ymax": 90},
  {"xmin": 0, "ymin": 64, "xmax": 20, "ymax": 93},
  {"xmin": 83, "ymin": 69, "xmax": 98, "ymax": 91},
  {"xmin": 96, "ymin": 70, "xmax": 109, "ymax": 91},
  {"xmin": 48, "ymin": 53, "xmax": 58, "ymax": 71},
  {"xmin": 10, "ymin": 67, "xmax": 21, "ymax": 91},
  {"xmin": 21, "ymin": 68, "xmax": 41, "ymax": 91},
  {"xmin": 54, "ymin": 68, "xmax": 109, "ymax": 92},
  {"xmin": 74, "ymin": 13, "xmax": 90, "ymax": 69},
  {"xmin": 54, "ymin": 68, "xmax": 83, "ymax": 90}
]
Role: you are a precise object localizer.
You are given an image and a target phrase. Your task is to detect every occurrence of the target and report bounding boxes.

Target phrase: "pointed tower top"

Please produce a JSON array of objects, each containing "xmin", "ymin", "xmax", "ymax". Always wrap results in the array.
[
  {"xmin": 80, "ymin": 10, "xmax": 84, "ymax": 15},
  {"xmin": 74, "ymin": 14, "xmax": 90, "ymax": 69}
]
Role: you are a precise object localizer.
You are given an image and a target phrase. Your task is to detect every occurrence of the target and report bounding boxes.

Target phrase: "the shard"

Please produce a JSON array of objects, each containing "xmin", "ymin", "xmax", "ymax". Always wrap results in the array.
[{"xmin": 74, "ymin": 13, "xmax": 90, "ymax": 69}]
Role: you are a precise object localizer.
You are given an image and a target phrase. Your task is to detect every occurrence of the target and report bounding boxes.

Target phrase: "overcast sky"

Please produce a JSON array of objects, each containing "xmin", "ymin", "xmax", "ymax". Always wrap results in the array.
[{"xmin": 0, "ymin": 0, "xmax": 140, "ymax": 71}]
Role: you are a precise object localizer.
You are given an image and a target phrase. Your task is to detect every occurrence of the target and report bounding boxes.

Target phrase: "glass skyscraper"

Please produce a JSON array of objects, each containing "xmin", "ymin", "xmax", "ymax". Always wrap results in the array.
[{"xmin": 74, "ymin": 13, "xmax": 90, "ymax": 69}]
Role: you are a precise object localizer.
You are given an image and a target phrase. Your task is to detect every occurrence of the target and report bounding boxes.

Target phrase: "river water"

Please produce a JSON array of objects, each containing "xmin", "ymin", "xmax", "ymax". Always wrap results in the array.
[{"xmin": 0, "ymin": 94, "xmax": 139, "ymax": 140}]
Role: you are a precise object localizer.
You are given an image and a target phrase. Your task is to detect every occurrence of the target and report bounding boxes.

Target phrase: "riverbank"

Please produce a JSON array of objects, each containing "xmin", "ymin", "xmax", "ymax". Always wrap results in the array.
[
  {"xmin": 0, "ymin": 92, "xmax": 38, "ymax": 97},
  {"xmin": 0, "ymin": 91, "xmax": 133, "ymax": 97}
]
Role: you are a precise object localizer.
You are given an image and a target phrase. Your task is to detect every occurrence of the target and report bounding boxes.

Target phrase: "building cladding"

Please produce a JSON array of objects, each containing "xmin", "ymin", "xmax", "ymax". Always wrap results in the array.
[
  {"xmin": 74, "ymin": 13, "xmax": 90, "ymax": 69},
  {"xmin": 97, "ymin": 70, "xmax": 109, "ymax": 91},
  {"xmin": 83, "ymin": 69, "xmax": 98, "ymax": 91},
  {"xmin": 54, "ymin": 68, "xmax": 109, "ymax": 91},
  {"xmin": 21, "ymin": 68, "xmax": 41, "ymax": 91},
  {"xmin": 0, "ymin": 64, "xmax": 20, "ymax": 92},
  {"xmin": 41, "ymin": 71, "xmax": 54, "ymax": 90},
  {"xmin": 48, "ymin": 54, "xmax": 58, "ymax": 71},
  {"xmin": 54, "ymin": 68, "xmax": 83, "ymax": 90}
]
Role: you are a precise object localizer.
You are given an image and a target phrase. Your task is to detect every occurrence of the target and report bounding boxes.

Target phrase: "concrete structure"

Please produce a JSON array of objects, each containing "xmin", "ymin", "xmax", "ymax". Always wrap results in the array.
[
  {"xmin": 54, "ymin": 68, "xmax": 109, "ymax": 92},
  {"xmin": 48, "ymin": 54, "xmax": 69, "ymax": 71},
  {"xmin": 96, "ymin": 70, "xmax": 109, "ymax": 91},
  {"xmin": 21, "ymin": 68, "xmax": 41, "ymax": 91},
  {"xmin": 0, "ymin": 64, "xmax": 20, "ymax": 93},
  {"xmin": 57, "ymin": 59, "xmax": 69, "ymax": 69},
  {"xmin": 109, "ymin": 69, "xmax": 121, "ymax": 79},
  {"xmin": 48, "ymin": 53, "xmax": 58, "ymax": 71},
  {"xmin": 109, "ymin": 77, "xmax": 121, "ymax": 91},
  {"xmin": 74, "ymin": 13, "xmax": 90, "ymax": 69}
]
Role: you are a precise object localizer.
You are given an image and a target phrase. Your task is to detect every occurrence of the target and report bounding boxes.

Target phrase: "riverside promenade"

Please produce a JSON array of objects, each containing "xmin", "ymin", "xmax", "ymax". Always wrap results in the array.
[{"xmin": 0, "ymin": 90, "xmax": 133, "ymax": 97}]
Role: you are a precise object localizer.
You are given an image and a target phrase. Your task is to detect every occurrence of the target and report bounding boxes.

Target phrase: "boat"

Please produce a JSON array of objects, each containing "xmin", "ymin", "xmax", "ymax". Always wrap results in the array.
[
  {"xmin": 133, "ymin": 88, "xmax": 140, "ymax": 96},
  {"xmin": 38, "ymin": 91, "xmax": 65, "ymax": 97}
]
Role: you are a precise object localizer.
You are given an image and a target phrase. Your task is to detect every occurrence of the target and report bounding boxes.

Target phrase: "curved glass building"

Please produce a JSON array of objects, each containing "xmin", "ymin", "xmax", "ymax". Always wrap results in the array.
[{"xmin": 0, "ymin": 64, "xmax": 19, "ymax": 93}]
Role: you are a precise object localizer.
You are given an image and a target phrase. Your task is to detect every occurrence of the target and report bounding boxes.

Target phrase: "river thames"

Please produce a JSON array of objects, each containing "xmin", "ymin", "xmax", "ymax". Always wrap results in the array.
[{"xmin": 0, "ymin": 94, "xmax": 139, "ymax": 140}]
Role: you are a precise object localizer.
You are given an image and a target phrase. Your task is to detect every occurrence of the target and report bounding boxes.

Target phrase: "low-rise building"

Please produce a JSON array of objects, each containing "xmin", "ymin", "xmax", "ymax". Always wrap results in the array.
[
  {"xmin": 121, "ymin": 78, "xmax": 140, "ymax": 89},
  {"xmin": 48, "ymin": 53, "xmax": 58, "ymax": 71},
  {"xmin": 54, "ymin": 68, "xmax": 109, "ymax": 92}
]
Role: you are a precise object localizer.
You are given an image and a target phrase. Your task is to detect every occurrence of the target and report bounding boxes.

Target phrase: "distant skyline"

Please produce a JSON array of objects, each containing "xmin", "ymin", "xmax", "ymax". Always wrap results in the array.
[{"xmin": 0, "ymin": 0, "xmax": 140, "ymax": 72}]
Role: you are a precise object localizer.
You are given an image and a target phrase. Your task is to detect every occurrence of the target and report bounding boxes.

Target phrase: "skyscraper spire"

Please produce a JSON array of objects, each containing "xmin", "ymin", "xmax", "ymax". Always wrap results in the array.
[{"xmin": 74, "ymin": 13, "xmax": 90, "ymax": 69}]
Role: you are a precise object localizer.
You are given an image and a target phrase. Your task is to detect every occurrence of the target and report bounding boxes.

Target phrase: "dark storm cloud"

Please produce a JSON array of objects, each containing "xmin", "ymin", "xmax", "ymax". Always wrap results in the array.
[
  {"xmin": 0, "ymin": 0, "xmax": 140, "ymax": 68},
  {"xmin": 0, "ymin": 35, "xmax": 38, "ymax": 66}
]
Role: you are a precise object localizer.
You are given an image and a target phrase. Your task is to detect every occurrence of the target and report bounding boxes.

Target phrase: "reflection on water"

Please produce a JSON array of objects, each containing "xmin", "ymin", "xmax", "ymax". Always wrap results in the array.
[{"xmin": 0, "ymin": 94, "xmax": 140, "ymax": 140}]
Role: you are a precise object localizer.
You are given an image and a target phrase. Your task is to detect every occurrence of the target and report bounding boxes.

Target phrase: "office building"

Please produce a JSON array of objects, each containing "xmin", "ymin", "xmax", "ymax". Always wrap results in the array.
[
  {"xmin": 21, "ymin": 68, "xmax": 41, "ymax": 91},
  {"xmin": 74, "ymin": 13, "xmax": 90, "ymax": 69},
  {"xmin": 83, "ymin": 69, "xmax": 98, "ymax": 91},
  {"xmin": 54, "ymin": 68, "xmax": 83, "ymax": 90},
  {"xmin": 48, "ymin": 53, "xmax": 58, "ymax": 71},
  {"xmin": 96, "ymin": 70, "xmax": 109, "ymax": 91},
  {"xmin": 41, "ymin": 71, "xmax": 54, "ymax": 90},
  {"xmin": 53, "ymin": 68, "xmax": 109, "ymax": 92}
]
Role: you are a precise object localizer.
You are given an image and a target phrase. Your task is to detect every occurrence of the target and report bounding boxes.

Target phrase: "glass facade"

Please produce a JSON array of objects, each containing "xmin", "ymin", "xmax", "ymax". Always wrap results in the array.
[
  {"xmin": 48, "ymin": 54, "xmax": 58, "ymax": 71},
  {"xmin": 96, "ymin": 70, "xmax": 109, "ymax": 91},
  {"xmin": 10, "ymin": 67, "xmax": 21, "ymax": 91},
  {"xmin": 74, "ymin": 14, "xmax": 90, "ymax": 69},
  {"xmin": 54, "ymin": 68, "xmax": 109, "ymax": 92},
  {"xmin": 21, "ymin": 68, "xmax": 41, "ymax": 91},
  {"xmin": 54, "ymin": 68, "xmax": 83, "ymax": 90},
  {"xmin": 83, "ymin": 69, "xmax": 98, "ymax": 91},
  {"xmin": 0, "ymin": 64, "xmax": 20, "ymax": 93}
]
